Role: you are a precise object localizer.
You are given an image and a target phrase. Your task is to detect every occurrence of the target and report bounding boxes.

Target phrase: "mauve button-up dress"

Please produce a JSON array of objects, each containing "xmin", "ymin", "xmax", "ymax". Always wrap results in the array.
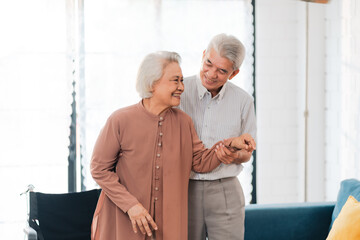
[{"xmin": 90, "ymin": 102, "xmax": 223, "ymax": 240}]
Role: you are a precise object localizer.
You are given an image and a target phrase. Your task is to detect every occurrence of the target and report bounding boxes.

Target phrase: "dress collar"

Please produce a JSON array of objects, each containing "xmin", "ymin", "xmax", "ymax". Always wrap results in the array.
[{"xmin": 137, "ymin": 100, "xmax": 170, "ymax": 121}]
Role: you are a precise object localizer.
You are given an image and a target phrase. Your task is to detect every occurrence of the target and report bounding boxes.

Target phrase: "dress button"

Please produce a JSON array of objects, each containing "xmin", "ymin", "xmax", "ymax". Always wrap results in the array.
[
  {"xmin": 159, "ymin": 132, "xmax": 163, "ymax": 136},
  {"xmin": 157, "ymin": 153, "xmax": 160, "ymax": 157},
  {"xmin": 156, "ymin": 166, "xmax": 160, "ymax": 169},
  {"xmin": 158, "ymin": 142, "xmax": 162, "ymax": 147},
  {"xmin": 155, "ymin": 187, "xmax": 159, "ymax": 191},
  {"xmin": 159, "ymin": 122, "xmax": 163, "ymax": 126},
  {"xmin": 159, "ymin": 117, "xmax": 163, "ymax": 121},
  {"xmin": 154, "ymin": 197, "xmax": 158, "ymax": 201},
  {"xmin": 155, "ymin": 176, "xmax": 159, "ymax": 180}
]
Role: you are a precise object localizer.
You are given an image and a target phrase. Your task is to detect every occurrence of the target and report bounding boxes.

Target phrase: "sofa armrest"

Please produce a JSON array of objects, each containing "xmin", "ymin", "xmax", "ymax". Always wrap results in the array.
[{"xmin": 245, "ymin": 202, "xmax": 335, "ymax": 240}]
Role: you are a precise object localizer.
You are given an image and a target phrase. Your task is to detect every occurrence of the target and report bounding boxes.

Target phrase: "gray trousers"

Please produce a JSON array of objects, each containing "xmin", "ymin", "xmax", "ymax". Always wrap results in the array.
[{"xmin": 188, "ymin": 177, "xmax": 245, "ymax": 240}]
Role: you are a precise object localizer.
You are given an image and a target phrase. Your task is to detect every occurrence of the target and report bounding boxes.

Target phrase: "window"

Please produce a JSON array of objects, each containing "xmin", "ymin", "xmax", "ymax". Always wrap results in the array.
[
  {"xmin": 0, "ymin": 0, "xmax": 254, "ymax": 237},
  {"xmin": 82, "ymin": 0, "xmax": 255, "ymax": 201},
  {"xmin": 0, "ymin": 1, "xmax": 69, "ymax": 238}
]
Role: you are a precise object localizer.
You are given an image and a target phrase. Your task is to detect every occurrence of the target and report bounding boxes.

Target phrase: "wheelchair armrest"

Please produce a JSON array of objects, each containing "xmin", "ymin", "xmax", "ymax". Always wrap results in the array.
[{"xmin": 23, "ymin": 225, "xmax": 37, "ymax": 240}]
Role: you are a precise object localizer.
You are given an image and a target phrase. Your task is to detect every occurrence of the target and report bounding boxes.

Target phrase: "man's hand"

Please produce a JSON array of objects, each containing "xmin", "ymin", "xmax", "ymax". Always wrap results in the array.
[
  {"xmin": 216, "ymin": 134, "xmax": 256, "ymax": 164},
  {"xmin": 229, "ymin": 133, "xmax": 256, "ymax": 152},
  {"xmin": 127, "ymin": 203, "xmax": 158, "ymax": 236},
  {"xmin": 215, "ymin": 143, "xmax": 254, "ymax": 164}
]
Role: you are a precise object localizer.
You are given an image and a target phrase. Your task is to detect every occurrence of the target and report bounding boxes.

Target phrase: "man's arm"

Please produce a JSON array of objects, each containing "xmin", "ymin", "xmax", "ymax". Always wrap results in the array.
[{"xmin": 221, "ymin": 97, "xmax": 257, "ymax": 164}]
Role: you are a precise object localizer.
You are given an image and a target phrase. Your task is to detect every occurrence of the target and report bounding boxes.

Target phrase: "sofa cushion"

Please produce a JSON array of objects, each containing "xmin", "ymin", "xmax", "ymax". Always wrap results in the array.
[
  {"xmin": 330, "ymin": 179, "xmax": 360, "ymax": 229},
  {"xmin": 326, "ymin": 196, "xmax": 360, "ymax": 239},
  {"xmin": 245, "ymin": 202, "xmax": 335, "ymax": 240}
]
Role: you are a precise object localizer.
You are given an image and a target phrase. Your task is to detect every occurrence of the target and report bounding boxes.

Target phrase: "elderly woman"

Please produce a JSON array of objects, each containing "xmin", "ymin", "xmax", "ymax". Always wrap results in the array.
[{"xmin": 90, "ymin": 51, "xmax": 255, "ymax": 240}]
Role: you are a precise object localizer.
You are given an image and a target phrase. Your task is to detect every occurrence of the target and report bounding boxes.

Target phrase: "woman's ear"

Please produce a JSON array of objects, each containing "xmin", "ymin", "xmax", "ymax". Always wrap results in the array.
[{"xmin": 150, "ymin": 79, "xmax": 160, "ymax": 94}]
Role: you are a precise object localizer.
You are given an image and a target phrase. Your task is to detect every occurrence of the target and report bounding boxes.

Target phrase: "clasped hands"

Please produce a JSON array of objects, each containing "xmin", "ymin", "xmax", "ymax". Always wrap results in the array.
[{"xmin": 215, "ymin": 133, "xmax": 256, "ymax": 164}]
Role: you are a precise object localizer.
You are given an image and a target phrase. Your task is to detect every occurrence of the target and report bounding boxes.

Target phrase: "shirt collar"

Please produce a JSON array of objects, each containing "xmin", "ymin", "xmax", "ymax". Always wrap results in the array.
[{"xmin": 196, "ymin": 74, "xmax": 227, "ymax": 101}]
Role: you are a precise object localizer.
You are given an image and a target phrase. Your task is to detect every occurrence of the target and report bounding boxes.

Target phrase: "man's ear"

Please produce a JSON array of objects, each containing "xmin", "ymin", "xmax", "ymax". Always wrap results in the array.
[{"xmin": 228, "ymin": 69, "xmax": 240, "ymax": 80}]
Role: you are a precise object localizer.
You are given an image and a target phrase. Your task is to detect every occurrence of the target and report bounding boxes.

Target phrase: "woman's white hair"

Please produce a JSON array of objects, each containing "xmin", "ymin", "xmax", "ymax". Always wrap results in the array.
[
  {"xmin": 205, "ymin": 33, "xmax": 245, "ymax": 70},
  {"xmin": 136, "ymin": 51, "xmax": 181, "ymax": 99}
]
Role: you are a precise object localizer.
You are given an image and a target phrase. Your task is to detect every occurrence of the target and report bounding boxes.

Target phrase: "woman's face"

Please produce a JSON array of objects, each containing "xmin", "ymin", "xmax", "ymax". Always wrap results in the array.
[{"xmin": 151, "ymin": 62, "xmax": 184, "ymax": 108}]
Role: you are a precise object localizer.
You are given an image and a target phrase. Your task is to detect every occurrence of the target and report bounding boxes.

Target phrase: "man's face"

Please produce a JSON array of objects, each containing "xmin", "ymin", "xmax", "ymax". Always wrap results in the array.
[{"xmin": 200, "ymin": 48, "xmax": 239, "ymax": 97}]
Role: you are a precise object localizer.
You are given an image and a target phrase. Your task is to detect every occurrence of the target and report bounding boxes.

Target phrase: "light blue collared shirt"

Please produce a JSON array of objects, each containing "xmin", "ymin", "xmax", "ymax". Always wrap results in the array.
[{"xmin": 179, "ymin": 75, "xmax": 257, "ymax": 180}]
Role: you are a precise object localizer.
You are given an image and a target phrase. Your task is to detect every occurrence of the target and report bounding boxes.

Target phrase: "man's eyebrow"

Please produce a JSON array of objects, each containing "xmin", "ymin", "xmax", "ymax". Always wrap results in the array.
[{"xmin": 206, "ymin": 58, "xmax": 228, "ymax": 73}]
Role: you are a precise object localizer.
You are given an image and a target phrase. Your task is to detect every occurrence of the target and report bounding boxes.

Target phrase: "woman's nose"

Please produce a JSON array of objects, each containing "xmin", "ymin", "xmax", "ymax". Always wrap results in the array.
[{"xmin": 178, "ymin": 82, "xmax": 184, "ymax": 91}]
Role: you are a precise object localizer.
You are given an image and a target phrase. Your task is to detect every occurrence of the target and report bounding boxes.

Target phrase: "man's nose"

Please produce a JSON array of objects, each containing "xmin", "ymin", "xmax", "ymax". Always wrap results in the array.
[{"xmin": 208, "ymin": 68, "xmax": 217, "ymax": 79}]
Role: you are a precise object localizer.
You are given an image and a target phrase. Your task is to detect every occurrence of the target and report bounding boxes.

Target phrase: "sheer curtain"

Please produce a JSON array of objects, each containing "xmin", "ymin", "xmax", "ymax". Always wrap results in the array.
[
  {"xmin": 0, "ymin": 0, "xmax": 254, "ymax": 237},
  {"xmin": 82, "ymin": 0, "xmax": 255, "ymax": 203},
  {"xmin": 0, "ymin": 1, "xmax": 71, "ymax": 238}
]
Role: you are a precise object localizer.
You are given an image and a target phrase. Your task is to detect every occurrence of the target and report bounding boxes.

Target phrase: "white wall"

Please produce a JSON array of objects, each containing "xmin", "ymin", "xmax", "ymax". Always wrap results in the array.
[
  {"xmin": 324, "ymin": 0, "xmax": 342, "ymax": 201},
  {"xmin": 256, "ymin": 0, "xmax": 306, "ymax": 203},
  {"xmin": 324, "ymin": 0, "xmax": 360, "ymax": 200},
  {"xmin": 306, "ymin": 3, "xmax": 326, "ymax": 202},
  {"xmin": 256, "ymin": 0, "xmax": 360, "ymax": 204}
]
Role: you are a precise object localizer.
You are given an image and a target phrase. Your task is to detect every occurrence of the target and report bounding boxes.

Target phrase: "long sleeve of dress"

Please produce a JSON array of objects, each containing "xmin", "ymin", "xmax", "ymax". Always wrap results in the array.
[{"xmin": 90, "ymin": 115, "xmax": 139, "ymax": 213}]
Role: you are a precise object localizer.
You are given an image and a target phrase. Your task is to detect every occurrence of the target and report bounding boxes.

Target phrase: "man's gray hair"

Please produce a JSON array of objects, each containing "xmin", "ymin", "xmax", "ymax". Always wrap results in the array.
[
  {"xmin": 136, "ymin": 51, "xmax": 181, "ymax": 98},
  {"xmin": 205, "ymin": 33, "xmax": 245, "ymax": 70}
]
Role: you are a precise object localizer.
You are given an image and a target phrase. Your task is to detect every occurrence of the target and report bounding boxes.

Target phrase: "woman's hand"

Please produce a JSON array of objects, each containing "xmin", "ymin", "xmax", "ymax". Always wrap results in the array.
[{"xmin": 127, "ymin": 203, "xmax": 158, "ymax": 236}]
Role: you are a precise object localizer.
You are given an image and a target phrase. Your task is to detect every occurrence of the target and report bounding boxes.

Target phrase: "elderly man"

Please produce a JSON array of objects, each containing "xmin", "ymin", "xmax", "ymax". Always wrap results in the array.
[{"xmin": 180, "ymin": 33, "xmax": 257, "ymax": 240}]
